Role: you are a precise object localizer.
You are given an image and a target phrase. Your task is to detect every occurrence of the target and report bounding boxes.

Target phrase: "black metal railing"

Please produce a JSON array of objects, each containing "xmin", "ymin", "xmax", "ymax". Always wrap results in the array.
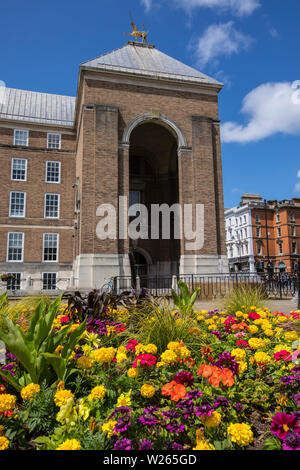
[{"xmin": 113, "ymin": 272, "xmax": 299, "ymax": 300}]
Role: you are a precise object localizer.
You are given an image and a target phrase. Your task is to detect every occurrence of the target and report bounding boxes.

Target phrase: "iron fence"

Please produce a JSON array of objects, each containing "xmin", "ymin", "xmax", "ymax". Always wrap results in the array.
[{"xmin": 113, "ymin": 272, "xmax": 299, "ymax": 300}]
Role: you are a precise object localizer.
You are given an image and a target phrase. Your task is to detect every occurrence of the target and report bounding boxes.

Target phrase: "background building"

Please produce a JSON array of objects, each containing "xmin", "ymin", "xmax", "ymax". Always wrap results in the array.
[
  {"xmin": 0, "ymin": 40, "xmax": 228, "ymax": 293},
  {"xmin": 225, "ymin": 194, "xmax": 300, "ymax": 273}
]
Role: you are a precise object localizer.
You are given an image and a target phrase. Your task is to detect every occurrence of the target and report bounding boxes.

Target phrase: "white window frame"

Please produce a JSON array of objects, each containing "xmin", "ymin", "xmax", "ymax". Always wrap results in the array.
[
  {"xmin": 42, "ymin": 233, "xmax": 59, "ymax": 262},
  {"xmin": 6, "ymin": 272, "xmax": 22, "ymax": 291},
  {"xmin": 47, "ymin": 133, "xmax": 61, "ymax": 150},
  {"xmin": 42, "ymin": 272, "xmax": 58, "ymax": 290},
  {"xmin": 14, "ymin": 129, "xmax": 29, "ymax": 146},
  {"xmin": 6, "ymin": 232, "xmax": 24, "ymax": 262},
  {"xmin": 44, "ymin": 193, "xmax": 60, "ymax": 219},
  {"xmin": 45, "ymin": 161, "xmax": 61, "ymax": 184},
  {"xmin": 9, "ymin": 191, "xmax": 26, "ymax": 218},
  {"xmin": 11, "ymin": 158, "xmax": 27, "ymax": 181}
]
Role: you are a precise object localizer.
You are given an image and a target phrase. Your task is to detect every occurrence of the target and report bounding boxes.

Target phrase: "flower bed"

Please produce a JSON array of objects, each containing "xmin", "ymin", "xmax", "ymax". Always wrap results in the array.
[{"xmin": 0, "ymin": 296, "xmax": 299, "ymax": 451}]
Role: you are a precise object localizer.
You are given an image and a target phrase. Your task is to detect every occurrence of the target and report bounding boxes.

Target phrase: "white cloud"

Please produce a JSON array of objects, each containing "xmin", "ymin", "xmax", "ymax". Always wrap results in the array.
[
  {"xmin": 194, "ymin": 22, "xmax": 253, "ymax": 67},
  {"xmin": 141, "ymin": 0, "xmax": 152, "ymax": 12},
  {"xmin": 140, "ymin": 0, "xmax": 260, "ymax": 16},
  {"xmin": 298, "ymin": 170, "xmax": 300, "ymax": 179},
  {"xmin": 221, "ymin": 82, "xmax": 300, "ymax": 143},
  {"xmin": 174, "ymin": 0, "xmax": 260, "ymax": 16}
]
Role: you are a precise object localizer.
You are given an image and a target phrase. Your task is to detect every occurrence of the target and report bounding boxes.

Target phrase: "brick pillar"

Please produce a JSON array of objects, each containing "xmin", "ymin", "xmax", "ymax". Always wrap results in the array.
[{"xmin": 179, "ymin": 116, "xmax": 228, "ymax": 274}]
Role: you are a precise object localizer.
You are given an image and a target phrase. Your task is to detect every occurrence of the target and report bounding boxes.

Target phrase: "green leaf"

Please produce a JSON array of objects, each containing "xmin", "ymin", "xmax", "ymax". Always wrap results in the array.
[
  {"xmin": 263, "ymin": 435, "xmax": 282, "ymax": 450},
  {"xmin": 0, "ymin": 369, "xmax": 22, "ymax": 391},
  {"xmin": 41, "ymin": 353, "xmax": 66, "ymax": 381}
]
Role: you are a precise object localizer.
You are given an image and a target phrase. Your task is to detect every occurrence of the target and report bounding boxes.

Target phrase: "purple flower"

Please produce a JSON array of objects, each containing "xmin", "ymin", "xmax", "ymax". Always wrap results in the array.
[
  {"xmin": 166, "ymin": 421, "xmax": 186, "ymax": 434},
  {"xmin": 214, "ymin": 352, "xmax": 239, "ymax": 375},
  {"xmin": 137, "ymin": 410, "xmax": 159, "ymax": 427},
  {"xmin": 1, "ymin": 363, "xmax": 16, "ymax": 376},
  {"xmin": 291, "ymin": 366, "xmax": 300, "ymax": 374},
  {"xmin": 114, "ymin": 416, "xmax": 131, "ymax": 433},
  {"xmin": 114, "ymin": 438, "xmax": 132, "ymax": 450},
  {"xmin": 139, "ymin": 439, "xmax": 154, "ymax": 451},
  {"xmin": 280, "ymin": 375, "xmax": 295, "ymax": 385},
  {"xmin": 282, "ymin": 432, "xmax": 300, "ymax": 450},
  {"xmin": 109, "ymin": 406, "xmax": 132, "ymax": 419},
  {"xmin": 187, "ymin": 389, "xmax": 203, "ymax": 400},
  {"xmin": 213, "ymin": 396, "xmax": 230, "ymax": 409},
  {"xmin": 195, "ymin": 403, "xmax": 214, "ymax": 417},
  {"xmin": 271, "ymin": 413, "xmax": 300, "ymax": 440},
  {"xmin": 211, "ymin": 331, "xmax": 222, "ymax": 340},
  {"xmin": 162, "ymin": 409, "xmax": 181, "ymax": 419},
  {"xmin": 233, "ymin": 403, "xmax": 244, "ymax": 412},
  {"xmin": 165, "ymin": 441, "xmax": 184, "ymax": 450},
  {"xmin": 173, "ymin": 371, "xmax": 194, "ymax": 387}
]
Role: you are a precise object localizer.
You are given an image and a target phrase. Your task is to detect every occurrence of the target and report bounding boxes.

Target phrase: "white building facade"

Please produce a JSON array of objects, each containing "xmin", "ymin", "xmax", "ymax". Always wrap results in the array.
[{"xmin": 225, "ymin": 204, "xmax": 255, "ymax": 273}]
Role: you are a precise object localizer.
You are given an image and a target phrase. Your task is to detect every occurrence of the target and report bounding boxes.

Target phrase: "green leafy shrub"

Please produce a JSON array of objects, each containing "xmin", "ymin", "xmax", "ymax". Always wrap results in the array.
[{"xmin": 0, "ymin": 295, "xmax": 86, "ymax": 389}]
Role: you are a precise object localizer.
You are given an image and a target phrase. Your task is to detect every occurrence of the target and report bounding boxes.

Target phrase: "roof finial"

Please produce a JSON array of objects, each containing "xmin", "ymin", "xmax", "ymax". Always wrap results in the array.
[{"xmin": 123, "ymin": 19, "xmax": 149, "ymax": 45}]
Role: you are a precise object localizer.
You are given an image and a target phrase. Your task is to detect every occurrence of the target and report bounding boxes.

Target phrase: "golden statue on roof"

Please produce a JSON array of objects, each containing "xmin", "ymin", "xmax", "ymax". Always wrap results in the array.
[{"xmin": 124, "ymin": 21, "xmax": 149, "ymax": 44}]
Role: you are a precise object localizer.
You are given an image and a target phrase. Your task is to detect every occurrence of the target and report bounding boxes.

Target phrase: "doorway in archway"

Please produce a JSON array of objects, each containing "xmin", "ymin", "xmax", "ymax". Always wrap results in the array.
[{"xmin": 129, "ymin": 121, "xmax": 180, "ymax": 277}]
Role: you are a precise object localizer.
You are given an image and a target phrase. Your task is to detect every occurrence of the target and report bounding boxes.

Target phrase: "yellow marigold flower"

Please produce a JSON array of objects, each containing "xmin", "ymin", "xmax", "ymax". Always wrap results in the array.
[
  {"xmin": 202, "ymin": 310, "xmax": 208, "ymax": 315},
  {"xmin": 161, "ymin": 350, "xmax": 177, "ymax": 364},
  {"xmin": 127, "ymin": 367, "xmax": 138, "ymax": 378},
  {"xmin": 248, "ymin": 325, "xmax": 259, "ymax": 334},
  {"xmin": 197, "ymin": 315, "xmax": 205, "ymax": 321},
  {"xmin": 140, "ymin": 384, "xmax": 155, "ymax": 398},
  {"xmin": 202, "ymin": 411, "xmax": 221, "ymax": 428},
  {"xmin": 57, "ymin": 439, "xmax": 81, "ymax": 450},
  {"xmin": 156, "ymin": 361, "xmax": 165, "ymax": 368},
  {"xmin": 21, "ymin": 383, "xmax": 40, "ymax": 401},
  {"xmin": 193, "ymin": 440, "xmax": 215, "ymax": 450},
  {"xmin": 248, "ymin": 338, "xmax": 265, "ymax": 349},
  {"xmin": 0, "ymin": 394, "xmax": 16, "ymax": 413},
  {"xmin": 77, "ymin": 356, "xmax": 94, "ymax": 370},
  {"xmin": 70, "ymin": 323, "xmax": 80, "ymax": 333},
  {"xmin": 178, "ymin": 346, "xmax": 191, "ymax": 359},
  {"xmin": 102, "ymin": 420, "xmax": 117, "ymax": 439},
  {"xmin": 88, "ymin": 385, "xmax": 106, "ymax": 401},
  {"xmin": 284, "ymin": 331, "xmax": 298, "ymax": 342},
  {"xmin": 208, "ymin": 324, "xmax": 217, "ymax": 331},
  {"xmin": 237, "ymin": 361, "xmax": 248, "ymax": 375},
  {"xmin": 118, "ymin": 346, "xmax": 127, "ymax": 354},
  {"xmin": 54, "ymin": 389, "xmax": 74, "ymax": 407},
  {"xmin": 135, "ymin": 344, "xmax": 146, "ymax": 355},
  {"xmin": 254, "ymin": 352, "xmax": 272, "ymax": 364},
  {"xmin": 0, "ymin": 436, "xmax": 9, "ymax": 451},
  {"xmin": 227, "ymin": 423, "xmax": 254, "ymax": 446},
  {"xmin": 167, "ymin": 342, "xmax": 180, "ymax": 353},
  {"xmin": 264, "ymin": 329, "xmax": 274, "ymax": 337},
  {"xmin": 205, "ymin": 318, "xmax": 215, "ymax": 325},
  {"xmin": 144, "ymin": 344, "xmax": 158, "ymax": 355},
  {"xmin": 116, "ymin": 390, "xmax": 132, "ymax": 407},
  {"xmin": 235, "ymin": 311, "xmax": 244, "ymax": 317},
  {"xmin": 278, "ymin": 316, "xmax": 288, "ymax": 323},
  {"xmin": 92, "ymin": 347, "xmax": 116, "ymax": 364},
  {"xmin": 231, "ymin": 348, "xmax": 246, "ymax": 362}
]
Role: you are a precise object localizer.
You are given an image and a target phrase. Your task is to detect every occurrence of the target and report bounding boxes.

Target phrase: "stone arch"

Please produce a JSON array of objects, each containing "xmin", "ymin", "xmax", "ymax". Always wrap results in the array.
[{"xmin": 122, "ymin": 113, "xmax": 188, "ymax": 150}]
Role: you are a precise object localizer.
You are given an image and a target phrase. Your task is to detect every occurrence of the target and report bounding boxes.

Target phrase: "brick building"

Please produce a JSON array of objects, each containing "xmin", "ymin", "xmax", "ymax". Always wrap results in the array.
[
  {"xmin": 225, "ymin": 194, "xmax": 300, "ymax": 273},
  {"xmin": 0, "ymin": 41, "xmax": 228, "ymax": 293}
]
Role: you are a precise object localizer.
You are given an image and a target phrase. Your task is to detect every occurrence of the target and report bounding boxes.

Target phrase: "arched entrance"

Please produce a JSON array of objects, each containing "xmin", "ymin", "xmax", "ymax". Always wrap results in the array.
[
  {"xmin": 128, "ymin": 121, "xmax": 180, "ymax": 277},
  {"xmin": 278, "ymin": 262, "xmax": 286, "ymax": 273}
]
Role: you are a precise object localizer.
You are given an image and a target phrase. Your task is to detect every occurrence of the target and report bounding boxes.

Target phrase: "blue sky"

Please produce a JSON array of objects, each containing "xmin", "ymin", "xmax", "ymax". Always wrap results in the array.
[{"xmin": 1, "ymin": 0, "xmax": 300, "ymax": 208}]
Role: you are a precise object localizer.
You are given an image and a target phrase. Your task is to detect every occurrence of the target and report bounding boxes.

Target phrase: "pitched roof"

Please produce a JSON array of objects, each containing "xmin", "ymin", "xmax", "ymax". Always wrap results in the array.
[
  {"xmin": 0, "ymin": 87, "xmax": 76, "ymax": 126},
  {"xmin": 81, "ymin": 42, "xmax": 222, "ymax": 87}
]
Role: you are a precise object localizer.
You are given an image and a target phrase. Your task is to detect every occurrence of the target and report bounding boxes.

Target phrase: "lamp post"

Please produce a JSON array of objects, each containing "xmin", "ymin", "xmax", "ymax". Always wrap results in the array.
[{"xmin": 264, "ymin": 199, "xmax": 271, "ymax": 274}]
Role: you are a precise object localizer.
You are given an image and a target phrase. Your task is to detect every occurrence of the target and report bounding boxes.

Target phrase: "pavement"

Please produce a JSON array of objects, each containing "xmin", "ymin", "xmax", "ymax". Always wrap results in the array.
[{"xmin": 194, "ymin": 297, "xmax": 299, "ymax": 313}]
